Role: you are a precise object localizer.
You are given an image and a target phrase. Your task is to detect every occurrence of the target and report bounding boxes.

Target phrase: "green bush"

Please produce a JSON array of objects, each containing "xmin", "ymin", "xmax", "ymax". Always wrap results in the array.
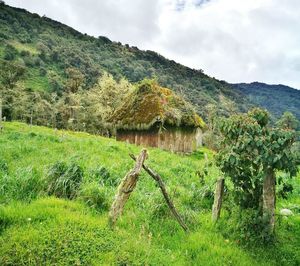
[
  {"xmin": 277, "ymin": 173, "xmax": 294, "ymax": 199},
  {"xmin": 78, "ymin": 182, "xmax": 110, "ymax": 212},
  {"xmin": 0, "ymin": 167, "xmax": 43, "ymax": 203},
  {"xmin": 3, "ymin": 44, "xmax": 18, "ymax": 60},
  {"xmin": 45, "ymin": 161, "xmax": 84, "ymax": 199}
]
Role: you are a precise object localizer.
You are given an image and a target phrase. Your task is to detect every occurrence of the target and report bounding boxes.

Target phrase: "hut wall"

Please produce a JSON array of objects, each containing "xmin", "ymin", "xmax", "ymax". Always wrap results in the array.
[{"xmin": 116, "ymin": 127, "xmax": 202, "ymax": 153}]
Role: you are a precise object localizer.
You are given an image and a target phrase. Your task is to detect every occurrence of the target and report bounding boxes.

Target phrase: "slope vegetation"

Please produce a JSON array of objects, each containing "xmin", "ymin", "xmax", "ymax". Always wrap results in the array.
[
  {"xmin": 0, "ymin": 3, "xmax": 250, "ymax": 118},
  {"xmin": 0, "ymin": 122, "xmax": 299, "ymax": 265},
  {"xmin": 234, "ymin": 82, "xmax": 300, "ymax": 121}
]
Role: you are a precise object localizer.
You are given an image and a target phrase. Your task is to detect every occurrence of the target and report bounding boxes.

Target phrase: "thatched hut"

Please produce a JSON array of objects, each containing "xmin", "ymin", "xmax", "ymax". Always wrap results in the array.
[{"xmin": 110, "ymin": 80, "xmax": 205, "ymax": 153}]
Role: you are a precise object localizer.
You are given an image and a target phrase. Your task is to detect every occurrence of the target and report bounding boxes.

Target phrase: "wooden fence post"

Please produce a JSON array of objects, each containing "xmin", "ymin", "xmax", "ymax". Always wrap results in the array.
[
  {"xmin": 109, "ymin": 149, "xmax": 148, "ymax": 227},
  {"xmin": 212, "ymin": 177, "xmax": 224, "ymax": 222},
  {"xmin": 263, "ymin": 168, "xmax": 276, "ymax": 233}
]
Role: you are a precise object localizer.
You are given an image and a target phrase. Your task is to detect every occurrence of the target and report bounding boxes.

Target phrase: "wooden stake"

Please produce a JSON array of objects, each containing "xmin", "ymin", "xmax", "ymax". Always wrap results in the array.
[
  {"xmin": 109, "ymin": 149, "xmax": 148, "ymax": 227},
  {"xmin": 129, "ymin": 154, "xmax": 189, "ymax": 232},
  {"xmin": 212, "ymin": 177, "xmax": 224, "ymax": 222},
  {"xmin": 263, "ymin": 168, "xmax": 276, "ymax": 233}
]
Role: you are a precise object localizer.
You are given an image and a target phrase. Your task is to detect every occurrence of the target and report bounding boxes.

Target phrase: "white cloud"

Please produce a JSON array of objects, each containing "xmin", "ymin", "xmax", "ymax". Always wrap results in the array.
[{"xmin": 5, "ymin": 0, "xmax": 300, "ymax": 88}]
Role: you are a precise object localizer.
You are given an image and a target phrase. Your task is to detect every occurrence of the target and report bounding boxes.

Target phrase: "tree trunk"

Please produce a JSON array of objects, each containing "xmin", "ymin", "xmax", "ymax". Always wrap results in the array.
[
  {"xmin": 109, "ymin": 149, "xmax": 148, "ymax": 227},
  {"xmin": 263, "ymin": 168, "xmax": 276, "ymax": 233},
  {"xmin": 212, "ymin": 178, "xmax": 224, "ymax": 222},
  {"xmin": 130, "ymin": 154, "xmax": 188, "ymax": 232}
]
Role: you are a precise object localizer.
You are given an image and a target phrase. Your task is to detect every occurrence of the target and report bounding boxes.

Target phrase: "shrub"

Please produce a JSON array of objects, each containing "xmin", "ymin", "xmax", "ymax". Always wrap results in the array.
[
  {"xmin": 45, "ymin": 161, "xmax": 84, "ymax": 199},
  {"xmin": 4, "ymin": 44, "xmax": 18, "ymax": 60},
  {"xmin": 277, "ymin": 173, "xmax": 294, "ymax": 199},
  {"xmin": 0, "ymin": 167, "xmax": 43, "ymax": 202},
  {"xmin": 78, "ymin": 182, "xmax": 110, "ymax": 212}
]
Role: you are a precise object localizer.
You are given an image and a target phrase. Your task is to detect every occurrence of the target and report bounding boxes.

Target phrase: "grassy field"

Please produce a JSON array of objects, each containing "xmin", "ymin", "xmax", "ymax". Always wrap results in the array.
[{"xmin": 0, "ymin": 122, "xmax": 299, "ymax": 265}]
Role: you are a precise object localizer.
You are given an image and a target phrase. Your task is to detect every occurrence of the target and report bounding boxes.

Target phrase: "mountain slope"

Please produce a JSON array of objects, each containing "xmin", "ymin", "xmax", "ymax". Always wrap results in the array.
[
  {"xmin": 0, "ymin": 3, "xmax": 250, "ymax": 118},
  {"xmin": 233, "ymin": 82, "xmax": 300, "ymax": 121},
  {"xmin": 1, "ymin": 3, "xmax": 299, "ymax": 121}
]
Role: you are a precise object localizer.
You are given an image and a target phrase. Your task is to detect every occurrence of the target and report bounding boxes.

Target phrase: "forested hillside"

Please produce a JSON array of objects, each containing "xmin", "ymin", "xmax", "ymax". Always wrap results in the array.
[
  {"xmin": 1, "ymin": 3, "xmax": 299, "ymax": 126},
  {"xmin": 0, "ymin": 2, "xmax": 251, "ymax": 119},
  {"xmin": 233, "ymin": 82, "xmax": 300, "ymax": 121}
]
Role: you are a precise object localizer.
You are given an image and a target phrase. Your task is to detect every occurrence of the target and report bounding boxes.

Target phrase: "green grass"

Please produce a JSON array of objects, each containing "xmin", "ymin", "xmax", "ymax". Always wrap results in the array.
[
  {"xmin": 8, "ymin": 40, "xmax": 38, "ymax": 55},
  {"xmin": 24, "ymin": 68, "xmax": 50, "ymax": 91},
  {"xmin": 0, "ymin": 122, "xmax": 299, "ymax": 265}
]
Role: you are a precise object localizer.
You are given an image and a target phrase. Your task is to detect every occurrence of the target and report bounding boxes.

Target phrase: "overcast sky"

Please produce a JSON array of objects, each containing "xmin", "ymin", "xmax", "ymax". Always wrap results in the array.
[{"xmin": 5, "ymin": 0, "xmax": 300, "ymax": 88}]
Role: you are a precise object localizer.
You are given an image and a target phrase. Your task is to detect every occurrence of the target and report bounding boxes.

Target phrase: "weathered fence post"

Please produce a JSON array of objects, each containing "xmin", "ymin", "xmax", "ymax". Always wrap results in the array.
[
  {"xmin": 263, "ymin": 168, "xmax": 276, "ymax": 233},
  {"xmin": 212, "ymin": 177, "xmax": 224, "ymax": 222},
  {"xmin": 109, "ymin": 149, "xmax": 148, "ymax": 227}
]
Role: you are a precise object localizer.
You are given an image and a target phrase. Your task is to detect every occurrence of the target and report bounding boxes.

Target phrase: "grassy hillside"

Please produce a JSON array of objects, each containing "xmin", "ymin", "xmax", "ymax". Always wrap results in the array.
[
  {"xmin": 0, "ymin": 122, "xmax": 299, "ymax": 265},
  {"xmin": 0, "ymin": 3, "xmax": 251, "ymax": 118},
  {"xmin": 233, "ymin": 82, "xmax": 300, "ymax": 121}
]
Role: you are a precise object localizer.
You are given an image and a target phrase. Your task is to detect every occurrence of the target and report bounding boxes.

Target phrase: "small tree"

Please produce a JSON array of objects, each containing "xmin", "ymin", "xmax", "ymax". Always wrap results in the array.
[
  {"xmin": 65, "ymin": 67, "xmax": 85, "ymax": 93},
  {"xmin": 216, "ymin": 108, "xmax": 298, "ymax": 234},
  {"xmin": 0, "ymin": 60, "xmax": 26, "ymax": 121},
  {"xmin": 0, "ymin": 60, "xmax": 26, "ymax": 90},
  {"xmin": 80, "ymin": 72, "xmax": 133, "ymax": 135},
  {"xmin": 276, "ymin": 111, "xmax": 299, "ymax": 130}
]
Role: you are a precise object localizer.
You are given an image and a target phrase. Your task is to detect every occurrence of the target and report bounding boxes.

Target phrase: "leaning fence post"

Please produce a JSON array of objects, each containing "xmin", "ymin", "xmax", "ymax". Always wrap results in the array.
[{"xmin": 109, "ymin": 149, "xmax": 148, "ymax": 227}]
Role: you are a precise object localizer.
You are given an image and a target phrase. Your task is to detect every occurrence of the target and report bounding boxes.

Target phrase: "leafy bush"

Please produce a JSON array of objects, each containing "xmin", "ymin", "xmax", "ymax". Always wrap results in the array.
[
  {"xmin": 78, "ymin": 182, "xmax": 110, "ymax": 212},
  {"xmin": 45, "ymin": 161, "xmax": 84, "ymax": 199},
  {"xmin": 0, "ymin": 167, "xmax": 43, "ymax": 202},
  {"xmin": 4, "ymin": 44, "xmax": 18, "ymax": 60},
  {"xmin": 277, "ymin": 173, "xmax": 294, "ymax": 199}
]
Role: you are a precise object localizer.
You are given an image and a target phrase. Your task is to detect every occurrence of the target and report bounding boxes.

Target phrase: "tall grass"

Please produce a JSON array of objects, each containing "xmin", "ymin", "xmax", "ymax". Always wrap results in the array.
[
  {"xmin": 45, "ymin": 161, "xmax": 84, "ymax": 199},
  {"xmin": 0, "ymin": 122, "xmax": 299, "ymax": 265}
]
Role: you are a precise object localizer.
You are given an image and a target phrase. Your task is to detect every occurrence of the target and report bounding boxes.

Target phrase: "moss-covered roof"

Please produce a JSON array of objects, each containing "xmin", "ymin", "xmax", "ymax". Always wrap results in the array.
[{"xmin": 110, "ymin": 80, "xmax": 206, "ymax": 130}]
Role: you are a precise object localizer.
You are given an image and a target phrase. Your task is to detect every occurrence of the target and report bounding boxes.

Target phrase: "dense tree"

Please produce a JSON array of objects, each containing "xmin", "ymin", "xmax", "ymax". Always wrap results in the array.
[
  {"xmin": 4, "ymin": 44, "xmax": 18, "ymax": 60},
  {"xmin": 0, "ymin": 60, "xmax": 25, "ymax": 89},
  {"xmin": 55, "ymin": 91, "xmax": 82, "ymax": 130},
  {"xmin": 276, "ymin": 111, "xmax": 299, "ymax": 130},
  {"xmin": 216, "ymin": 108, "xmax": 298, "ymax": 234},
  {"xmin": 65, "ymin": 67, "xmax": 85, "ymax": 93},
  {"xmin": 79, "ymin": 72, "xmax": 133, "ymax": 135},
  {"xmin": 0, "ymin": 60, "xmax": 26, "ymax": 120},
  {"xmin": 0, "ymin": 3, "xmax": 256, "ymax": 120}
]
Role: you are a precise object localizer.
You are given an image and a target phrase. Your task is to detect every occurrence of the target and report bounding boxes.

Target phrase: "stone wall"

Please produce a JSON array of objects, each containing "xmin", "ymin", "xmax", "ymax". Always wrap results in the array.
[{"xmin": 116, "ymin": 127, "xmax": 202, "ymax": 153}]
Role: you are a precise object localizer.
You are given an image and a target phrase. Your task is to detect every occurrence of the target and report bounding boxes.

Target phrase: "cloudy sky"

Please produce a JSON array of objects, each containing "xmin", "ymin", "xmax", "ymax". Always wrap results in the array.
[{"xmin": 5, "ymin": 0, "xmax": 300, "ymax": 88}]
